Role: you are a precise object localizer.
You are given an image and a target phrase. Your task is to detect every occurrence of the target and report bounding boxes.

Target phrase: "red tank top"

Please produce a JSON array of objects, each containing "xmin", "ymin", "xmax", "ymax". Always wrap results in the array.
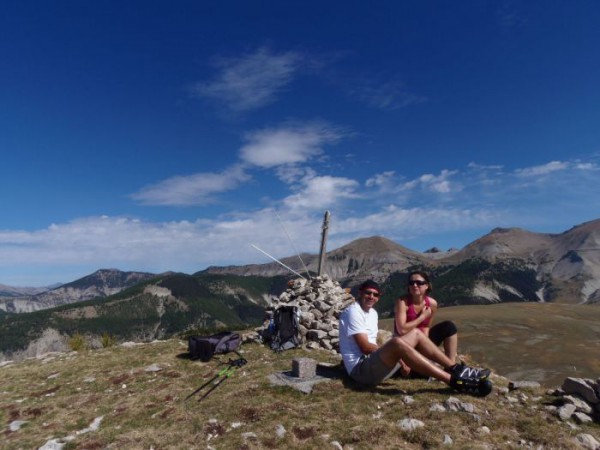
[{"xmin": 406, "ymin": 296, "xmax": 431, "ymax": 330}]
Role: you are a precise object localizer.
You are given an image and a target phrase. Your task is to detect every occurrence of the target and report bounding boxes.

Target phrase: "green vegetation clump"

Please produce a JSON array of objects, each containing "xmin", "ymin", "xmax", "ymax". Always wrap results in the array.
[
  {"xmin": 68, "ymin": 332, "xmax": 87, "ymax": 351},
  {"xmin": 101, "ymin": 332, "xmax": 116, "ymax": 348}
]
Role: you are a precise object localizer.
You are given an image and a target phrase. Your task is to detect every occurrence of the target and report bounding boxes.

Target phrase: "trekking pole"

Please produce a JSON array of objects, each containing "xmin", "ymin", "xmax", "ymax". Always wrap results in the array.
[
  {"xmin": 184, "ymin": 366, "xmax": 227, "ymax": 402},
  {"xmin": 198, "ymin": 356, "xmax": 247, "ymax": 402},
  {"xmin": 184, "ymin": 356, "xmax": 247, "ymax": 402}
]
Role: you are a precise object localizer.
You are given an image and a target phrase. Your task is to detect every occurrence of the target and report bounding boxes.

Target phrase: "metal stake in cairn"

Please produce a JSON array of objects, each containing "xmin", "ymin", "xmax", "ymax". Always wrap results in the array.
[{"xmin": 317, "ymin": 210, "xmax": 330, "ymax": 277}]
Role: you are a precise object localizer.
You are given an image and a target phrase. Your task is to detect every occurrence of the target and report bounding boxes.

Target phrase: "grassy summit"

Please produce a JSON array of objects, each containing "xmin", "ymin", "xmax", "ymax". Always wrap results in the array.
[{"xmin": 1, "ymin": 337, "xmax": 596, "ymax": 449}]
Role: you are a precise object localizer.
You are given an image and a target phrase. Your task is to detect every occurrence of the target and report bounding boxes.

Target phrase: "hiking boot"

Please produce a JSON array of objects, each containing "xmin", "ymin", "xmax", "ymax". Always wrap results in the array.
[
  {"xmin": 450, "ymin": 374, "xmax": 493, "ymax": 397},
  {"xmin": 446, "ymin": 363, "xmax": 490, "ymax": 380}
]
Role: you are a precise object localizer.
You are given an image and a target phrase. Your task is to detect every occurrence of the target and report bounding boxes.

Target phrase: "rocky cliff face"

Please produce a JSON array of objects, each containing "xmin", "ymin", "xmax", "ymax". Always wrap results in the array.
[{"xmin": 446, "ymin": 220, "xmax": 600, "ymax": 303}]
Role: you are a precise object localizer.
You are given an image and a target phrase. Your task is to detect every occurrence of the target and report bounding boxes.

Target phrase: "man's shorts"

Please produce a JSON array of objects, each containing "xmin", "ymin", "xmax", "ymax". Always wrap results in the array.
[{"xmin": 349, "ymin": 350, "xmax": 397, "ymax": 386}]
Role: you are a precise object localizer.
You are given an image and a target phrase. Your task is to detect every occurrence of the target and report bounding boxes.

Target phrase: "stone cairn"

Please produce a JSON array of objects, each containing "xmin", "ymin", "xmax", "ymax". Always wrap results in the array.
[{"xmin": 257, "ymin": 274, "xmax": 355, "ymax": 353}]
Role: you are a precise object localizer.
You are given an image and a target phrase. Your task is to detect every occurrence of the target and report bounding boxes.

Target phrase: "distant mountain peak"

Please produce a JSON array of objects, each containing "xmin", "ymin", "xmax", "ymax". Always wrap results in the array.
[
  {"xmin": 490, "ymin": 227, "xmax": 514, "ymax": 234},
  {"xmin": 337, "ymin": 235, "xmax": 416, "ymax": 254}
]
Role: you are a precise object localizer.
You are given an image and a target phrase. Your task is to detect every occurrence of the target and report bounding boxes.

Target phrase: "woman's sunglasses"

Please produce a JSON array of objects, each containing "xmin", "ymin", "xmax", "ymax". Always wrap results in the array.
[{"xmin": 408, "ymin": 280, "xmax": 427, "ymax": 286}]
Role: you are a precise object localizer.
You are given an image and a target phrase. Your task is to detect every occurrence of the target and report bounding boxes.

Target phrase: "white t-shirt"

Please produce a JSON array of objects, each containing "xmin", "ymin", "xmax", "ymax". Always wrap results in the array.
[{"xmin": 339, "ymin": 301, "xmax": 379, "ymax": 374}]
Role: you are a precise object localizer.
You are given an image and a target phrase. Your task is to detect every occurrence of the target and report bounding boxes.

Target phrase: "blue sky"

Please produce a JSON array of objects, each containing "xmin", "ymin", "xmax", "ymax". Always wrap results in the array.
[{"xmin": 1, "ymin": 1, "xmax": 600, "ymax": 286}]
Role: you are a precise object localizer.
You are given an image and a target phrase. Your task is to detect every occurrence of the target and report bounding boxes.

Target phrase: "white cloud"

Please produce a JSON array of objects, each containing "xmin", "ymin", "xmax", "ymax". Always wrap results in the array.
[
  {"xmin": 192, "ymin": 47, "xmax": 302, "ymax": 112},
  {"xmin": 0, "ymin": 206, "xmax": 499, "ymax": 285},
  {"xmin": 4, "ymin": 157, "xmax": 600, "ymax": 286},
  {"xmin": 283, "ymin": 174, "xmax": 360, "ymax": 211},
  {"xmin": 467, "ymin": 162, "xmax": 504, "ymax": 171},
  {"xmin": 574, "ymin": 162, "xmax": 597, "ymax": 170},
  {"xmin": 275, "ymin": 165, "xmax": 310, "ymax": 185},
  {"xmin": 332, "ymin": 206, "xmax": 501, "ymax": 239},
  {"xmin": 240, "ymin": 123, "xmax": 343, "ymax": 169},
  {"xmin": 403, "ymin": 169, "xmax": 459, "ymax": 194},
  {"xmin": 366, "ymin": 171, "xmax": 396, "ymax": 189},
  {"xmin": 130, "ymin": 122, "xmax": 346, "ymax": 207},
  {"xmin": 515, "ymin": 160, "xmax": 569, "ymax": 177},
  {"xmin": 0, "ymin": 212, "xmax": 324, "ymax": 284},
  {"xmin": 130, "ymin": 165, "xmax": 250, "ymax": 206}
]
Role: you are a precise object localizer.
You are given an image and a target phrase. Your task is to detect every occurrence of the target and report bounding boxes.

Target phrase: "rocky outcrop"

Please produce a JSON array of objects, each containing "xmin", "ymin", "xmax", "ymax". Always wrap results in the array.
[{"xmin": 547, "ymin": 377, "xmax": 600, "ymax": 425}]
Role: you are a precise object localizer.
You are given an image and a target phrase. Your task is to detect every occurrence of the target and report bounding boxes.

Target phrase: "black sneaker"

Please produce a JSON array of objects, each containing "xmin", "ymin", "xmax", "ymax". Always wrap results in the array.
[
  {"xmin": 446, "ymin": 363, "xmax": 490, "ymax": 380},
  {"xmin": 450, "ymin": 375, "xmax": 493, "ymax": 397}
]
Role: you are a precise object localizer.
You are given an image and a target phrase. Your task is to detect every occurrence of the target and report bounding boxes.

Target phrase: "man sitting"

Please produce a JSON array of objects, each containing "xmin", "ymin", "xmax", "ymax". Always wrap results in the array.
[{"xmin": 339, "ymin": 279, "xmax": 491, "ymax": 396}]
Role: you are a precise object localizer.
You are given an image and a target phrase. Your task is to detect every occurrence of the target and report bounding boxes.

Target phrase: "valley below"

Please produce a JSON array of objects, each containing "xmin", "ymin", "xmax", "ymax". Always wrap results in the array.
[{"xmin": 381, "ymin": 302, "xmax": 600, "ymax": 388}]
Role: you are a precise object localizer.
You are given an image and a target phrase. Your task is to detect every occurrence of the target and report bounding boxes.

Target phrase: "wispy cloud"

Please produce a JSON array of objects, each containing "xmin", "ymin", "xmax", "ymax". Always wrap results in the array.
[
  {"xmin": 3, "ymin": 157, "xmax": 600, "ymax": 285},
  {"xmin": 365, "ymin": 171, "xmax": 397, "ymax": 190},
  {"xmin": 130, "ymin": 165, "xmax": 250, "ymax": 206},
  {"xmin": 362, "ymin": 159, "xmax": 600, "ymax": 215},
  {"xmin": 496, "ymin": 1, "xmax": 528, "ymax": 30},
  {"xmin": 283, "ymin": 174, "xmax": 360, "ymax": 211},
  {"xmin": 467, "ymin": 162, "xmax": 504, "ymax": 171},
  {"xmin": 332, "ymin": 206, "xmax": 502, "ymax": 241},
  {"xmin": 192, "ymin": 47, "xmax": 303, "ymax": 112},
  {"xmin": 0, "ymin": 212, "xmax": 323, "ymax": 283},
  {"xmin": 403, "ymin": 169, "xmax": 459, "ymax": 194},
  {"xmin": 515, "ymin": 160, "xmax": 569, "ymax": 177},
  {"xmin": 239, "ymin": 123, "xmax": 344, "ymax": 169},
  {"xmin": 347, "ymin": 78, "xmax": 426, "ymax": 110},
  {"xmin": 130, "ymin": 122, "xmax": 346, "ymax": 206}
]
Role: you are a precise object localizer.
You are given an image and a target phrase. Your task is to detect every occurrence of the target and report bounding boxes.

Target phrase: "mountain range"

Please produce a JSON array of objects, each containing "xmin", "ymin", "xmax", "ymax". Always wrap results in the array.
[
  {"xmin": 3, "ymin": 219, "xmax": 600, "ymax": 313},
  {"xmin": 1, "ymin": 219, "xmax": 599, "ymax": 357},
  {"xmin": 205, "ymin": 218, "xmax": 600, "ymax": 305}
]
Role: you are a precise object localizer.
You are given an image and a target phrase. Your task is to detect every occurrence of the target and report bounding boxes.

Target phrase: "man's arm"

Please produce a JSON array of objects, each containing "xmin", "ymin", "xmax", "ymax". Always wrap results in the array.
[{"xmin": 353, "ymin": 333, "xmax": 378, "ymax": 354}]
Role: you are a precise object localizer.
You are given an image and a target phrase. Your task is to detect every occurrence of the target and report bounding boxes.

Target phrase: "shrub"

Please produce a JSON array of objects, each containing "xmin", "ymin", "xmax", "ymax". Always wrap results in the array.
[
  {"xmin": 101, "ymin": 332, "xmax": 116, "ymax": 348},
  {"xmin": 68, "ymin": 332, "xmax": 87, "ymax": 352}
]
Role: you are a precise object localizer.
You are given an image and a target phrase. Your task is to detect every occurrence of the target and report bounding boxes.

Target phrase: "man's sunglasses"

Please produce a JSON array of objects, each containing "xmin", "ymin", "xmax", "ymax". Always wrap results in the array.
[
  {"xmin": 408, "ymin": 280, "xmax": 427, "ymax": 286},
  {"xmin": 362, "ymin": 290, "xmax": 380, "ymax": 297}
]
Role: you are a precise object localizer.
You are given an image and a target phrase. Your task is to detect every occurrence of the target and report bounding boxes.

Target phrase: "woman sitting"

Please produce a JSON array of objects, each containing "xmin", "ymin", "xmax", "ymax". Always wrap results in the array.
[{"xmin": 394, "ymin": 270, "xmax": 458, "ymax": 377}]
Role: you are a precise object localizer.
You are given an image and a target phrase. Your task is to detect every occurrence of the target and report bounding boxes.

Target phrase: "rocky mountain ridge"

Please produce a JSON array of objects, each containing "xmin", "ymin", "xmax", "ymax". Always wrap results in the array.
[
  {"xmin": 205, "ymin": 219, "xmax": 600, "ymax": 304},
  {"xmin": 2, "ymin": 219, "xmax": 600, "ymax": 314},
  {"xmin": 0, "ymin": 269, "xmax": 157, "ymax": 313}
]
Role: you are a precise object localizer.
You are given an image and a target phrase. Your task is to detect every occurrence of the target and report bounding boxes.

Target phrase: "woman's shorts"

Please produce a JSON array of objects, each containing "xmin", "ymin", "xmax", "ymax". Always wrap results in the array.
[{"xmin": 429, "ymin": 320, "xmax": 457, "ymax": 346}]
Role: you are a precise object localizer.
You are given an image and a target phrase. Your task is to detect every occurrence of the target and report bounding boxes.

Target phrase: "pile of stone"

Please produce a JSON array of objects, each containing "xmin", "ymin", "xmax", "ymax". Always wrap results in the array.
[
  {"xmin": 260, "ymin": 274, "xmax": 355, "ymax": 353},
  {"xmin": 548, "ymin": 377, "xmax": 600, "ymax": 424}
]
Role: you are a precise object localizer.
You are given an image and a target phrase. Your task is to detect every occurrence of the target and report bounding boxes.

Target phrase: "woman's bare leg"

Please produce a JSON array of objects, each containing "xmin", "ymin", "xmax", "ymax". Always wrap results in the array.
[
  {"xmin": 444, "ymin": 334, "xmax": 458, "ymax": 362},
  {"xmin": 376, "ymin": 331, "xmax": 453, "ymax": 384}
]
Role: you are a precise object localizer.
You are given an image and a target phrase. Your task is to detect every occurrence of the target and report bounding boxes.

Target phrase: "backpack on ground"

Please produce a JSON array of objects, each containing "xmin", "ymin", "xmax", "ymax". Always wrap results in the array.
[
  {"xmin": 270, "ymin": 305, "xmax": 301, "ymax": 352},
  {"xmin": 188, "ymin": 331, "xmax": 241, "ymax": 362}
]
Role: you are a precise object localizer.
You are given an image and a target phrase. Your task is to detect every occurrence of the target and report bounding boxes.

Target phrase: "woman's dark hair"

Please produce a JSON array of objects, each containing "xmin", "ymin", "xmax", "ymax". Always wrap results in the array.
[{"xmin": 407, "ymin": 270, "xmax": 432, "ymax": 295}]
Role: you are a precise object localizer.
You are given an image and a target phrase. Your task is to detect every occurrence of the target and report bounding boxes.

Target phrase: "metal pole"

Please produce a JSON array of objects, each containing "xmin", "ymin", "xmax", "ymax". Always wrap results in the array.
[
  {"xmin": 250, "ymin": 244, "xmax": 307, "ymax": 280},
  {"xmin": 317, "ymin": 211, "xmax": 330, "ymax": 277}
]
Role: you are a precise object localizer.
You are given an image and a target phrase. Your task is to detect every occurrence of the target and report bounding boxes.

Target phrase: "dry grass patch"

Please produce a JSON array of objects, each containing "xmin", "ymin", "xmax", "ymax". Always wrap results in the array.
[{"xmin": 1, "ymin": 337, "xmax": 598, "ymax": 449}]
